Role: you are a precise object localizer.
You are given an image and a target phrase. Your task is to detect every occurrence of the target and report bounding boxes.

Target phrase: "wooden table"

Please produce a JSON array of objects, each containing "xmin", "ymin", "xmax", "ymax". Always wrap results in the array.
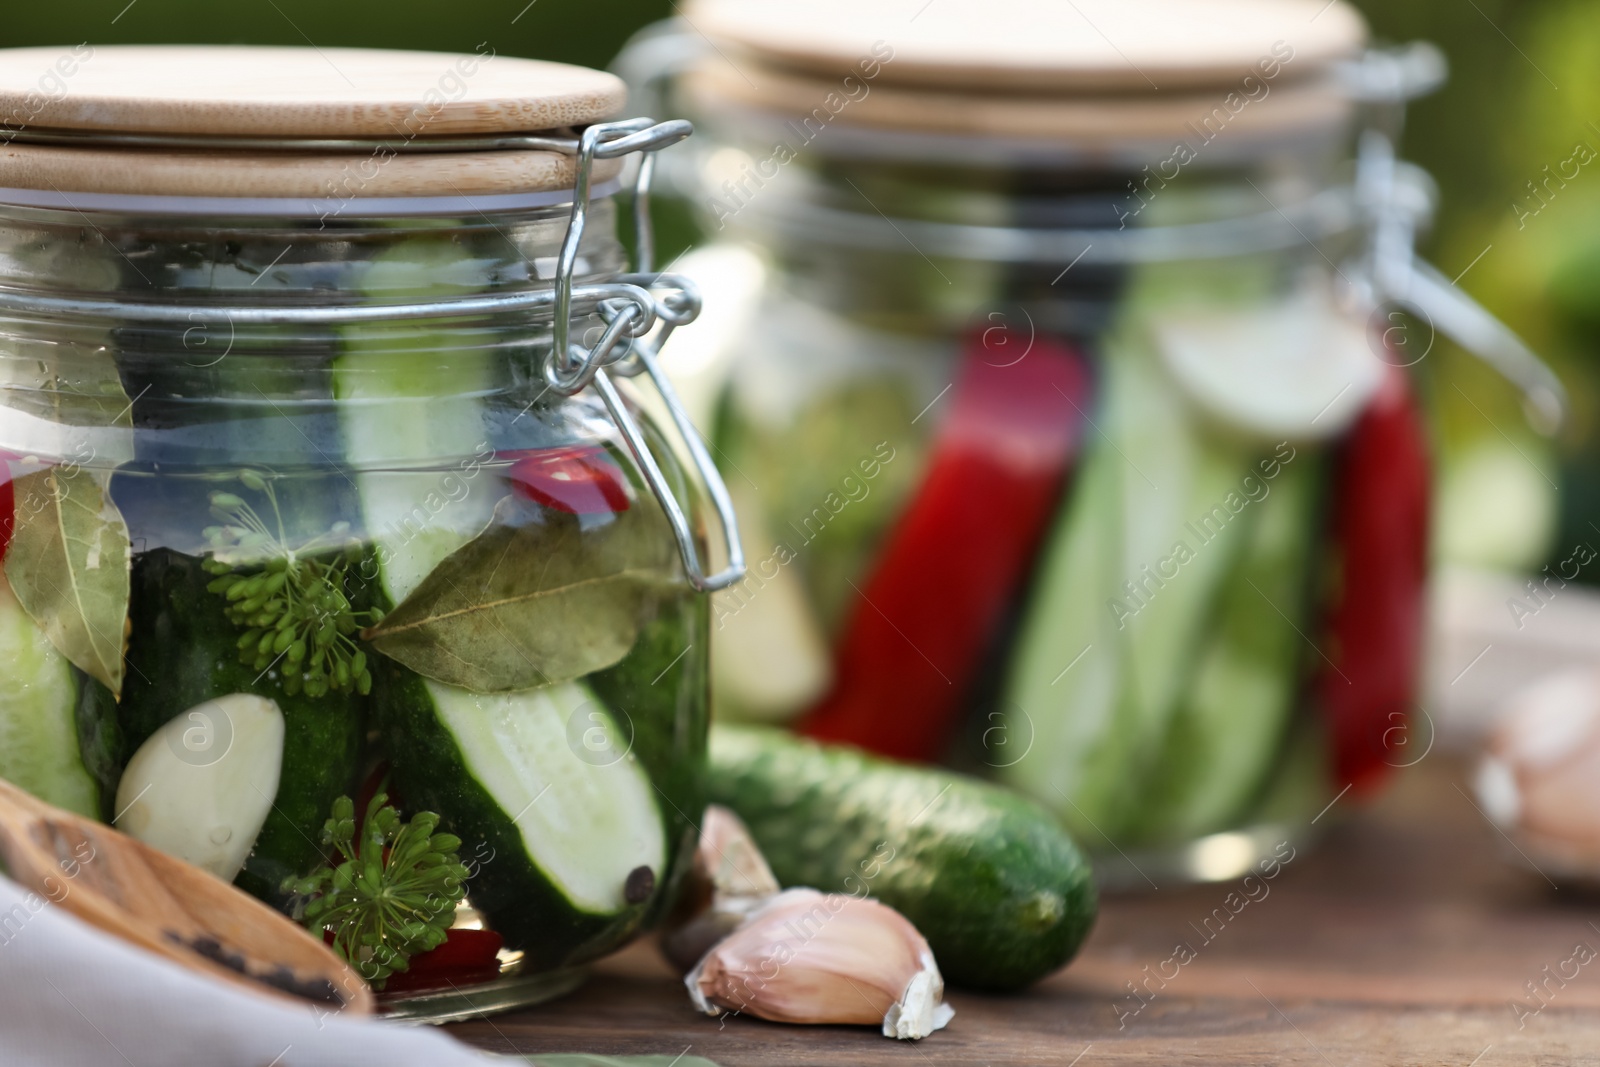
[{"xmin": 451, "ymin": 754, "xmax": 1600, "ymax": 1065}]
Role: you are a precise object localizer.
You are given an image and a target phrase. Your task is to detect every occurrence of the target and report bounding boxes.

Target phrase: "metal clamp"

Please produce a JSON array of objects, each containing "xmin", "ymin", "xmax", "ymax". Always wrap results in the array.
[
  {"xmin": 545, "ymin": 118, "xmax": 746, "ymax": 593},
  {"xmin": 1352, "ymin": 125, "xmax": 1567, "ymax": 434}
]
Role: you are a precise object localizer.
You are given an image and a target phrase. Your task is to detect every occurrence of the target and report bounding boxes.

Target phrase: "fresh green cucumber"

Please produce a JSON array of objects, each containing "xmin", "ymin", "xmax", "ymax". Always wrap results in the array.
[
  {"xmin": 0, "ymin": 577, "xmax": 100, "ymax": 818},
  {"xmin": 98, "ymin": 546, "xmax": 364, "ymax": 903},
  {"xmin": 707, "ymin": 725, "xmax": 1096, "ymax": 991},
  {"xmin": 373, "ymin": 665, "xmax": 667, "ymax": 968}
]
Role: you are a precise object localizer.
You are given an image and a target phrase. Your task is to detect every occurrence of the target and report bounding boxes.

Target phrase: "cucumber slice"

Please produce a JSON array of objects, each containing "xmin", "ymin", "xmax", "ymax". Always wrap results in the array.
[
  {"xmin": 997, "ymin": 428, "xmax": 1128, "ymax": 838},
  {"xmin": 375, "ymin": 665, "xmax": 667, "ymax": 967},
  {"xmin": 998, "ymin": 339, "xmax": 1250, "ymax": 840},
  {"xmin": 586, "ymin": 594, "xmax": 710, "ymax": 928},
  {"xmin": 1113, "ymin": 340, "xmax": 1254, "ymax": 775},
  {"xmin": 0, "ymin": 576, "xmax": 98, "ymax": 818},
  {"xmin": 442, "ymin": 681, "xmax": 663, "ymax": 912},
  {"xmin": 333, "ymin": 329, "xmax": 499, "ymax": 600},
  {"xmin": 1131, "ymin": 449, "xmax": 1324, "ymax": 841},
  {"xmin": 335, "ymin": 238, "xmax": 503, "ymax": 601}
]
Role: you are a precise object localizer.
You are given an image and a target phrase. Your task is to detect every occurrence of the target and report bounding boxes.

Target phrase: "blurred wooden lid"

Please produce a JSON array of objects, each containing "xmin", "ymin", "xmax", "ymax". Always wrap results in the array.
[
  {"xmin": 681, "ymin": 62, "xmax": 1351, "ymax": 150},
  {"xmin": 0, "ymin": 46, "xmax": 623, "ymax": 136},
  {"xmin": 687, "ymin": 0, "xmax": 1366, "ymax": 93},
  {"xmin": 682, "ymin": 0, "xmax": 1366, "ymax": 148},
  {"xmin": 0, "ymin": 46, "xmax": 627, "ymax": 200}
]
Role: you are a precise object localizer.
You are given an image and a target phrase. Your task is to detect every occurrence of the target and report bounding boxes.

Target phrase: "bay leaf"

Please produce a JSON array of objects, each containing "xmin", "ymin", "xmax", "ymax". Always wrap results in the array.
[
  {"xmin": 4, "ymin": 466, "xmax": 132, "ymax": 696},
  {"xmin": 0, "ymin": 334, "xmax": 135, "ymax": 465},
  {"xmin": 363, "ymin": 495, "xmax": 682, "ymax": 692}
]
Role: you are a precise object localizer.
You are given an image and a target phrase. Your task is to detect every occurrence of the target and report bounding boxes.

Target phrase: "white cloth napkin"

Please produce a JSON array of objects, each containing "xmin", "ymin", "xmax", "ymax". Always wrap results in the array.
[{"xmin": 0, "ymin": 873, "xmax": 497, "ymax": 1067}]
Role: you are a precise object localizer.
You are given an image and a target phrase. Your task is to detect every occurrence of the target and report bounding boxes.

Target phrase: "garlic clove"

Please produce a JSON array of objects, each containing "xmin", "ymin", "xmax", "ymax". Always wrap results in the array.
[
  {"xmin": 686, "ymin": 888, "xmax": 954, "ymax": 1040},
  {"xmin": 1479, "ymin": 669, "xmax": 1600, "ymax": 874},
  {"xmin": 886, "ymin": 965, "xmax": 956, "ymax": 1041},
  {"xmin": 1488, "ymin": 670, "xmax": 1600, "ymax": 770},
  {"xmin": 114, "ymin": 693, "xmax": 284, "ymax": 882},
  {"xmin": 701, "ymin": 804, "xmax": 781, "ymax": 900},
  {"xmin": 661, "ymin": 805, "xmax": 781, "ymax": 974}
]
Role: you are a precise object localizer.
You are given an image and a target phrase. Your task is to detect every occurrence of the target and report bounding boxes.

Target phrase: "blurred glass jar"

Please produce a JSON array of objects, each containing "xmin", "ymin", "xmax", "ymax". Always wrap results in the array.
[
  {"xmin": 622, "ymin": 0, "xmax": 1562, "ymax": 886},
  {"xmin": 0, "ymin": 46, "xmax": 740, "ymax": 1019}
]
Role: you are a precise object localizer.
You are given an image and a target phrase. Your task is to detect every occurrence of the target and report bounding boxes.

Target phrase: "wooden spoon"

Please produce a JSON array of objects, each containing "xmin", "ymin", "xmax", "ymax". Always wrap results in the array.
[{"xmin": 0, "ymin": 776, "xmax": 373, "ymax": 1015}]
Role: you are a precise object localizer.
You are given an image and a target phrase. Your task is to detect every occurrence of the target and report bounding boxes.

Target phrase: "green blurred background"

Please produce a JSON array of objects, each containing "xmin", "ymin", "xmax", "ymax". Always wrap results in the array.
[{"xmin": 3, "ymin": 0, "xmax": 1598, "ymax": 579}]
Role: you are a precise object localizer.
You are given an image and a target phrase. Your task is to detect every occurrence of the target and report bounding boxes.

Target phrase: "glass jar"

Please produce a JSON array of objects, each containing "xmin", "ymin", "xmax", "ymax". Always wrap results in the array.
[
  {"xmin": 627, "ymin": 0, "xmax": 1563, "ymax": 886},
  {"xmin": 0, "ymin": 46, "xmax": 740, "ymax": 1021}
]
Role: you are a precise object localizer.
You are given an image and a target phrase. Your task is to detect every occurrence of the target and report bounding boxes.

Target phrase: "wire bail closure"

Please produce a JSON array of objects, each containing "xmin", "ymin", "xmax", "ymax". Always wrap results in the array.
[
  {"xmin": 545, "ymin": 118, "xmax": 747, "ymax": 593},
  {"xmin": 1342, "ymin": 44, "xmax": 1567, "ymax": 435}
]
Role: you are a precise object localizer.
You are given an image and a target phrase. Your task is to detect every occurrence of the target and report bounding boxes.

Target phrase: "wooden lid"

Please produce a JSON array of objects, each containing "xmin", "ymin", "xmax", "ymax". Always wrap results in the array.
[
  {"xmin": 0, "ymin": 46, "xmax": 627, "ymax": 201},
  {"xmin": 0, "ymin": 144, "xmax": 624, "ymax": 202},
  {"xmin": 683, "ymin": 62, "xmax": 1351, "ymax": 151},
  {"xmin": 688, "ymin": 0, "xmax": 1366, "ymax": 94},
  {"xmin": 0, "ymin": 46, "xmax": 623, "ymax": 137}
]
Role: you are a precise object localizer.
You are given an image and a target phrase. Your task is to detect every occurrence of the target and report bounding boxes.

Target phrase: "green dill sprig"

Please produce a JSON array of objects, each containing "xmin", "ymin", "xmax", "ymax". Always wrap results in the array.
[
  {"xmin": 201, "ymin": 470, "xmax": 380, "ymax": 697},
  {"xmin": 286, "ymin": 792, "xmax": 470, "ymax": 988}
]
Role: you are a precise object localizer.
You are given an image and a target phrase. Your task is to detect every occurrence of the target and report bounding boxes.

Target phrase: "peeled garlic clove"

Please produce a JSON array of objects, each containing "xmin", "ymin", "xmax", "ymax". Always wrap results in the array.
[
  {"xmin": 686, "ymin": 888, "xmax": 954, "ymax": 1040},
  {"xmin": 1479, "ymin": 669, "xmax": 1600, "ymax": 871},
  {"xmin": 661, "ymin": 805, "xmax": 781, "ymax": 974},
  {"xmin": 114, "ymin": 693, "xmax": 284, "ymax": 882}
]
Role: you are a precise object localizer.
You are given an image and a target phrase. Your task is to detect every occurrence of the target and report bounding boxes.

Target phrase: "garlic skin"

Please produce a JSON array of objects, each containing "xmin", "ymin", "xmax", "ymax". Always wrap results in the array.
[
  {"xmin": 686, "ymin": 888, "xmax": 954, "ymax": 1039},
  {"xmin": 699, "ymin": 804, "xmax": 782, "ymax": 900},
  {"xmin": 1478, "ymin": 669, "xmax": 1600, "ymax": 873},
  {"xmin": 661, "ymin": 805, "xmax": 781, "ymax": 974}
]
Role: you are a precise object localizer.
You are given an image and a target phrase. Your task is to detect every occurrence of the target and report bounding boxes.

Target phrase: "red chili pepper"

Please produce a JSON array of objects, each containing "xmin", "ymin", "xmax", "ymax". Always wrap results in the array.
[
  {"xmin": 1313, "ymin": 364, "xmax": 1431, "ymax": 795},
  {"xmin": 0, "ymin": 460, "xmax": 13, "ymax": 562},
  {"xmin": 504, "ymin": 445, "xmax": 631, "ymax": 516},
  {"xmin": 799, "ymin": 329, "xmax": 1093, "ymax": 762},
  {"xmin": 380, "ymin": 928, "xmax": 506, "ymax": 994}
]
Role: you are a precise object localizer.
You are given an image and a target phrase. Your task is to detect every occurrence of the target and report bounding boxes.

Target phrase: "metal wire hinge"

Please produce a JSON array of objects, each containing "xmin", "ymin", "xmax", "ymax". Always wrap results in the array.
[
  {"xmin": 1344, "ymin": 45, "xmax": 1567, "ymax": 434},
  {"xmin": 545, "ymin": 118, "xmax": 746, "ymax": 593}
]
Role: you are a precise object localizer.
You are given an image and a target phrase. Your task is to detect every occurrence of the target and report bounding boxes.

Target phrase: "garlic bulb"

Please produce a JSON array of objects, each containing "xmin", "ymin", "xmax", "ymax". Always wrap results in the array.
[
  {"xmin": 1477, "ymin": 669, "xmax": 1600, "ymax": 873},
  {"xmin": 662, "ymin": 805, "xmax": 781, "ymax": 973},
  {"xmin": 686, "ymin": 888, "xmax": 954, "ymax": 1040}
]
